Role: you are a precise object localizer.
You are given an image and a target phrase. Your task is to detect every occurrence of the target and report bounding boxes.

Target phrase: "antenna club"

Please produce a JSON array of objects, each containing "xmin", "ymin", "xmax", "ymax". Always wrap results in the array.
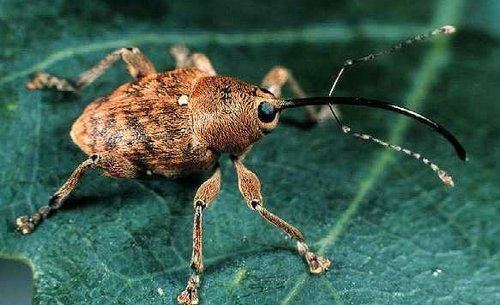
[
  {"xmin": 344, "ymin": 126, "xmax": 456, "ymax": 188},
  {"xmin": 441, "ymin": 25, "xmax": 456, "ymax": 35},
  {"xmin": 344, "ymin": 59, "xmax": 354, "ymax": 66},
  {"xmin": 341, "ymin": 125, "xmax": 351, "ymax": 133}
]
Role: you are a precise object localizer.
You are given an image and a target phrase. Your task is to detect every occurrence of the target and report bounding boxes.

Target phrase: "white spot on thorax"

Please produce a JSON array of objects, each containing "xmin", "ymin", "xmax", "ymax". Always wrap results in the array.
[
  {"xmin": 157, "ymin": 287, "xmax": 164, "ymax": 296},
  {"xmin": 178, "ymin": 95, "xmax": 189, "ymax": 106}
]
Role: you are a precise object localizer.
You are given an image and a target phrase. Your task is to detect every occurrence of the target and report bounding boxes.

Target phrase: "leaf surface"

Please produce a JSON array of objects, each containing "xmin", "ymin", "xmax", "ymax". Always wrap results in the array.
[{"xmin": 1, "ymin": 0, "xmax": 499, "ymax": 304}]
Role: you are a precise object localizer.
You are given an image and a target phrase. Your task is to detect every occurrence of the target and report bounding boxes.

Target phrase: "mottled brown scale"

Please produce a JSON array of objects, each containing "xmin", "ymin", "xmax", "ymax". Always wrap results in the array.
[
  {"xmin": 17, "ymin": 27, "xmax": 464, "ymax": 305},
  {"xmin": 70, "ymin": 67, "xmax": 277, "ymax": 179}
]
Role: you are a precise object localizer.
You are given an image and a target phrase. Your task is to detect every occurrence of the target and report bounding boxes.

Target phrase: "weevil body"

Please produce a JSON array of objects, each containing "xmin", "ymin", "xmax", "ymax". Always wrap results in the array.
[
  {"xmin": 70, "ymin": 68, "xmax": 279, "ymax": 179},
  {"xmin": 17, "ymin": 26, "xmax": 465, "ymax": 305}
]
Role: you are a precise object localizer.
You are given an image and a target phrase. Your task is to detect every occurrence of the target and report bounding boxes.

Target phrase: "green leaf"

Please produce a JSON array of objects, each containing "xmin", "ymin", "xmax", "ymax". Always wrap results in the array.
[{"xmin": 1, "ymin": 0, "xmax": 499, "ymax": 304}]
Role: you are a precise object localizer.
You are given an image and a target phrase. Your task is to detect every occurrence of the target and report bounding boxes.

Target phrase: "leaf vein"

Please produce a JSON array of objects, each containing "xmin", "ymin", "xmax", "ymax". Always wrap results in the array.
[
  {"xmin": 0, "ymin": 23, "xmax": 430, "ymax": 86},
  {"xmin": 280, "ymin": 0, "xmax": 464, "ymax": 303}
]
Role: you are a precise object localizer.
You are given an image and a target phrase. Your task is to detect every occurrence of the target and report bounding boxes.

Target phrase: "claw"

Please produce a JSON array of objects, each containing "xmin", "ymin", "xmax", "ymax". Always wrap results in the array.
[
  {"xmin": 26, "ymin": 72, "xmax": 51, "ymax": 90},
  {"xmin": 305, "ymin": 251, "xmax": 331, "ymax": 274},
  {"xmin": 177, "ymin": 275, "xmax": 200, "ymax": 305},
  {"xmin": 15, "ymin": 216, "xmax": 35, "ymax": 235},
  {"xmin": 297, "ymin": 241, "xmax": 331, "ymax": 274},
  {"xmin": 15, "ymin": 206, "xmax": 50, "ymax": 235},
  {"xmin": 26, "ymin": 72, "xmax": 75, "ymax": 91}
]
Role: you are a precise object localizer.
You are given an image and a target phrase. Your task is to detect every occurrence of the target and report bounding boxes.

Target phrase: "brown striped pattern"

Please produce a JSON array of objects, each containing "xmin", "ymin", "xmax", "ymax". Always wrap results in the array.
[{"xmin": 70, "ymin": 68, "xmax": 217, "ymax": 178}]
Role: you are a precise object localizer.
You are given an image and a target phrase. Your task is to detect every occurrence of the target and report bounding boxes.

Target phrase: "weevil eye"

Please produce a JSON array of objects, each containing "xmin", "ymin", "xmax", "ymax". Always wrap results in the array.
[{"xmin": 258, "ymin": 102, "xmax": 277, "ymax": 123}]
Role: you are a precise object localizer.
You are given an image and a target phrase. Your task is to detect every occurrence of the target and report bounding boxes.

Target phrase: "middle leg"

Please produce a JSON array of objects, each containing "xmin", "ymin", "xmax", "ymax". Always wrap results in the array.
[
  {"xmin": 170, "ymin": 44, "xmax": 217, "ymax": 76},
  {"xmin": 177, "ymin": 164, "xmax": 221, "ymax": 305},
  {"xmin": 261, "ymin": 66, "xmax": 334, "ymax": 124},
  {"xmin": 232, "ymin": 157, "xmax": 331, "ymax": 274}
]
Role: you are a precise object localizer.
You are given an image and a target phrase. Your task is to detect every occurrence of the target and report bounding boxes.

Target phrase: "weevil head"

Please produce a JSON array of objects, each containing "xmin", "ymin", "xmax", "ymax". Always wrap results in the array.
[{"xmin": 190, "ymin": 76, "xmax": 281, "ymax": 155}]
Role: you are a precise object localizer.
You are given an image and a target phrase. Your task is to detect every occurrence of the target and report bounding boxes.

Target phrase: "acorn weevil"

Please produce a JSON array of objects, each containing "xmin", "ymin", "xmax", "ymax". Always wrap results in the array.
[{"xmin": 16, "ymin": 25, "xmax": 465, "ymax": 304}]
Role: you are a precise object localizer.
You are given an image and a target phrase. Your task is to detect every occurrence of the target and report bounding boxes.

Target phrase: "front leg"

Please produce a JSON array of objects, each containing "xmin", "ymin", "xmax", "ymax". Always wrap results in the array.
[
  {"xmin": 177, "ymin": 165, "xmax": 221, "ymax": 305},
  {"xmin": 232, "ymin": 157, "xmax": 331, "ymax": 274}
]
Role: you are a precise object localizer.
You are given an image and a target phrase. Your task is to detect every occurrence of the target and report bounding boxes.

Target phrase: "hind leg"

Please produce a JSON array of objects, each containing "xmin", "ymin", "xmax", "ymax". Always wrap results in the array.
[
  {"xmin": 14, "ymin": 154, "xmax": 138, "ymax": 234},
  {"xmin": 16, "ymin": 155, "xmax": 102, "ymax": 234},
  {"xmin": 261, "ymin": 66, "xmax": 335, "ymax": 123},
  {"xmin": 170, "ymin": 44, "xmax": 217, "ymax": 76},
  {"xmin": 26, "ymin": 47, "xmax": 156, "ymax": 92}
]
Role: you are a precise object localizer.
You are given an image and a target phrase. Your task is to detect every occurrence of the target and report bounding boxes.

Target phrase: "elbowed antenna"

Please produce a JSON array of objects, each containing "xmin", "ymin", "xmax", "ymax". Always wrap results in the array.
[
  {"xmin": 280, "ymin": 96, "xmax": 467, "ymax": 187},
  {"xmin": 325, "ymin": 25, "xmax": 457, "ymax": 130}
]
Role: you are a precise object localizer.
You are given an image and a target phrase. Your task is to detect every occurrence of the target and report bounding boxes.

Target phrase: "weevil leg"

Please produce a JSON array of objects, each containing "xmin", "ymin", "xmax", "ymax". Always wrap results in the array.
[
  {"xmin": 232, "ymin": 157, "xmax": 331, "ymax": 274},
  {"xmin": 26, "ymin": 47, "xmax": 156, "ymax": 92},
  {"xmin": 261, "ymin": 66, "xmax": 334, "ymax": 124},
  {"xmin": 177, "ymin": 165, "xmax": 221, "ymax": 305},
  {"xmin": 15, "ymin": 155, "xmax": 102, "ymax": 234},
  {"xmin": 170, "ymin": 44, "xmax": 217, "ymax": 76}
]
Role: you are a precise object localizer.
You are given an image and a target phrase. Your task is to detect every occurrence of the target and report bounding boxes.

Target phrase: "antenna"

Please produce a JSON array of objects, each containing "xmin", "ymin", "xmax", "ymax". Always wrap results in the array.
[
  {"xmin": 327, "ymin": 25, "xmax": 456, "ymax": 98},
  {"xmin": 343, "ymin": 126, "xmax": 454, "ymax": 186},
  {"xmin": 326, "ymin": 25, "xmax": 457, "ymax": 186}
]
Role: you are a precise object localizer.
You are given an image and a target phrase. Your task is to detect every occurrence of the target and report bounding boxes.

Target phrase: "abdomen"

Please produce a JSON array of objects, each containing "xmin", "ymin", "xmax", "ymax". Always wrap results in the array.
[{"xmin": 70, "ymin": 69, "xmax": 217, "ymax": 178}]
